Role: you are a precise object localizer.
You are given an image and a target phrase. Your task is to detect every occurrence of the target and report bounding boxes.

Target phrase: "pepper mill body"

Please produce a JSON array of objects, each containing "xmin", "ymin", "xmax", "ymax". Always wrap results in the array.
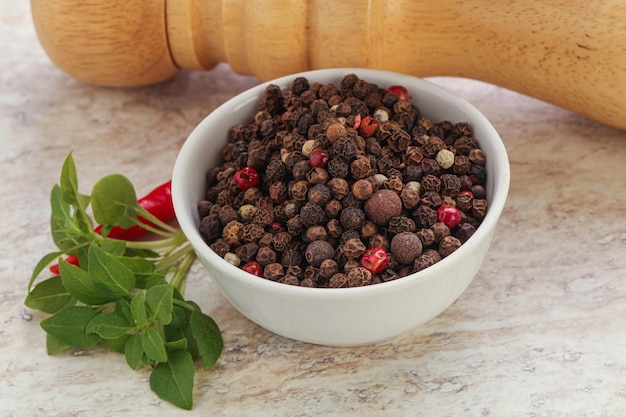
[{"xmin": 31, "ymin": 0, "xmax": 626, "ymax": 130}]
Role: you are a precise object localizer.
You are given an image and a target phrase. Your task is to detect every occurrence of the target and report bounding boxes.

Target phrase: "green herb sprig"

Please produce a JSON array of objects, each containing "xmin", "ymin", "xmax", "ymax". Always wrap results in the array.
[{"xmin": 25, "ymin": 153, "xmax": 222, "ymax": 410}]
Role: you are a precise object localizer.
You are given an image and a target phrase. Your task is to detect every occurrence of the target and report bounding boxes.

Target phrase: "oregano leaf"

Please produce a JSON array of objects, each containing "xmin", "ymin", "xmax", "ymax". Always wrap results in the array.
[
  {"xmin": 114, "ymin": 298, "xmax": 133, "ymax": 323},
  {"xmin": 146, "ymin": 284, "xmax": 174, "ymax": 325},
  {"xmin": 50, "ymin": 184, "xmax": 85, "ymax": 251},
  {"xmin": 164, "ymin": 338, "xmax": 188, "ymax": 351},
  {"xmin": 142, "ymin": 328, "xmax": 168, "ymax": 363},
  {"xmin": 88, "ymin": 244, "xmax": 135, "ymax": 298},
  {"xmin": 168, "ymin": 306, "xmax": 188, "ymax": 330},
  {"xmin": 90, "ymin": 173, "xmax": 138, "ymax": 227},
  {"xmin": 125, "ymin": 333, "xmax": 144, "ymax": 370},
  {"xmin": 130, "ymin": 292, "xmax": 148, "ymax": 328},
  {"xmin": 40, "ymin": 306, "xmax": 101, "ymax": 349},
  {"xmin": 59, "ymin": 153, "xmax": 80, "ymax": 207},
  {"xmin": 28, "ymin": 250, "xmax": 64, "ymax": 292},
  {"xmin": 144, "ymin": 272, "xmax": 168, "ymax": 290},
  {"xmin": 46, "ymin": 333, "xmax": 70, "ymax": 355},
  {"xmin": 25, "ymin": 276, "xmax": 76, "ymax": 314},
  {"xmin": 149, "ymin": 350, "xmax": 195, "ymax": 410},
  {"xmin": 115, "ymin": 256, "xmax": 157, "ymax": 289},
  {"xmin": 86, "ymin": 313, "xmax": 131, "ymax": 339},
  {"xmin": 189, "ymin": 310, "xmax": 223, "ymax": 370},
  {"xmin": 99, "ymin": 239, "xmax": 127, "ymax": 256},
  {"xmin": 104, "ymin": 333, "xmax": 131, "ymax": 354},
  {"xmin": 60, "ymin": 260, "xmax": 114, "ymax": 305}
]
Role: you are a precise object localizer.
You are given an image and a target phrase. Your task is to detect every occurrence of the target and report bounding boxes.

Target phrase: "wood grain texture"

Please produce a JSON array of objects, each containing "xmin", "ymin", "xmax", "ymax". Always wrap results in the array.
[
  {"xmin": 31, "ymin": 0, "xmax": 178, "ymax": 86},
  {"xmin": 31, "ymin": 0, "xmax": 626, "ymax": 129}
]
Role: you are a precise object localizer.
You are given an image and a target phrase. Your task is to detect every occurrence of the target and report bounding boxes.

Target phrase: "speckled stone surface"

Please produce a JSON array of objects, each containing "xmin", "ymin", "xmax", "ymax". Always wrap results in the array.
[{"xmin": 1, "ymin": 2, "xmax": 625, "ymax": 416}]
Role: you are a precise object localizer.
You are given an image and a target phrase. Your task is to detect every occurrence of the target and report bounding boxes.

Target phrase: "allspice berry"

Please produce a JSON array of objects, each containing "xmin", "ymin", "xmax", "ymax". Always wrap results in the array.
[
  {"xmin": 364, "ymin": 189, "xmax": 402, "ymax": 225},
  {"xmin": 305, "ymin": 240, "xmax": 335, "ymax": 267},
  {"xmin": 390, "ymin": 232, "xmax": 423, "ymax": 264}
]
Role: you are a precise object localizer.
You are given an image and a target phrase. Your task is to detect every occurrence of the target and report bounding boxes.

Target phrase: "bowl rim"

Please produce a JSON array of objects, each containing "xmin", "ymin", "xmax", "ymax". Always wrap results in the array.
[{"xmin": 172, "ymin": 68, "xmax": 510, "ymax": 297}]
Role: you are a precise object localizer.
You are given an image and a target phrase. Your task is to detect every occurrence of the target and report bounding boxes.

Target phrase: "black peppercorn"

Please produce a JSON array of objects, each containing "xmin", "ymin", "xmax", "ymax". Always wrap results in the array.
[
  {"xmin": 453, "ymin": 155, "xmax": 471, "ymax": 175},
  {"xmin": 300, "ymin": 202, "xmax": 326, "ymax": 227},
  {"xmin": 290, "ymin": 180, "xmax": 309, "ymax": 202},
  {"xmin": 325, "ymin": 199, "xmax": 343, "ymax": 218},
  {"xmin": 348, "ymin": 267, "xmax": 372, "ymax": 287},
  {"xmin": 307, "ymin": 167, "xmax": 329, "ymax": 185},
  {"xmin": 199, "ymin": 214, "xmax": 221, "ymax": 242},
  {"xmin": 416, "ymin": 228, "xmax": 435, "ymax": 247},
  {"xmin": 388, "ymin": 216, "xmax": 416, "ymax": 234},
  {"xmin": 471, "ymin": 184, "xmax": 487, "ymax": 199},
  {"xmin": 472, "ymin": 199, "xmax": 488, "ymax": 219},
  {"xmin": 305, "ymin": 225, "xmax": 328, "ymax": 242},
  {"xmin": 319, "ymin": 258, "xmax": 339, "ymax": 279},
  {"xmin": 340, "ymin": 206, "xmax": 366, "ymax": 229},
  {"xmin": 431, "ymin": 222, "xmax": 451, "ymax": 243},
  {"xmin": 439, "ymin": 235, "xmax": 462, "ymax": 257},
  {"xmin": 307, "ymin": 183, "xmax": 332, "ymax": 206},
  {"xmin": 400, "ymin": 188, "xmax": 420, "ymax": 210},
  {"xmin": 241, "ymin": 223, "xmax": 265, "ymax": 243},
  {"xmin": 454, "ymin": 223, "xmax": 476, "ymax": 243},
  {"xmin": 209, "ymin": 239, "xmax": 230, "ymax": 258},
  {"xmin": 413, "ymin": 205, "xmax": 438, "ymax": 228},
  {"xmin": 263, "ymin": 263, "xmax": 284, "ymax": 281},
  {"xmin": 421, "ymin": 158, "xmax": 441, "ymax": 177},
  {"xmin": 327, "ymin": 157, "xmax": 349, "ymax": 179},
  {"xmin": 350, "ymin": 155, "xmax": 373, "ymax": 179},
  {"xmin": 281, "ymin": 249, "xmax": 302, "ymax": 267},
  {"xmin": 413, "ymin": 249, "xmax": 442, "ymax": 272},
  {"xmin": 235, "ymin": 242, "xmax": 259, "ymax": 263},
  {"xmin": 328, "ymin": 273, "xmax": 349, "ymax": 288},
  {"xmin": 352, "ymin": 179, "xmax": 374, "ymax": 200},
  {"xmin": 327, "ymin": 178, "xmax": 350, "ymax": 200},
  {"xmin": 342, "ymin": 238, "xmax": 366, "ymax": 259},
  {"xmin": 256, "ymin": 246, "xmax": 277, "ymax": 266}
]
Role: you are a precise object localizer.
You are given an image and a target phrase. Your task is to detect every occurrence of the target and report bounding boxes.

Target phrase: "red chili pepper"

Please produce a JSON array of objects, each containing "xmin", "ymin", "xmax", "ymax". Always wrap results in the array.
[
  {"xmin": 95, "ymin": 180, "xmax": 175, "ymax": 240},
  {"xmin": 49, "ymin": 255, "xmax": 80, "ymax": 275}
]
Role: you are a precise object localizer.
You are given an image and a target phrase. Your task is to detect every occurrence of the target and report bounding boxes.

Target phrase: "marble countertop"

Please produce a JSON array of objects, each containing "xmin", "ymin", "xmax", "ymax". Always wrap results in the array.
[{"xmin": 2, "ymin": 3, "xmax": 625, "ymax": 416}]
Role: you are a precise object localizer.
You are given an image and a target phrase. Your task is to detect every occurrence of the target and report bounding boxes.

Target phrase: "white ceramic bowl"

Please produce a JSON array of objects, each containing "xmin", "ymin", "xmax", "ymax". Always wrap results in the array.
[{"xmin": 172, "ymin": 68, "xmax": 510, "ymax": 346}]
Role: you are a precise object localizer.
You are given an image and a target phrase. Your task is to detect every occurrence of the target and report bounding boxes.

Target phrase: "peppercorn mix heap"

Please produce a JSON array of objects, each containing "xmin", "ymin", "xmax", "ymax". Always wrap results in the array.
[{"xmin": 198, "ymin": 74, "xmax": 488, "ymax": 288}]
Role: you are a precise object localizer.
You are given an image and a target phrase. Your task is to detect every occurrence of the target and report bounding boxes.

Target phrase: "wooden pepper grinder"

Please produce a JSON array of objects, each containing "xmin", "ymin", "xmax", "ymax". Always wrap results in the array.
[{"xmin": 31, "ymin": 0, "xmax": 626, "ymax": 130}]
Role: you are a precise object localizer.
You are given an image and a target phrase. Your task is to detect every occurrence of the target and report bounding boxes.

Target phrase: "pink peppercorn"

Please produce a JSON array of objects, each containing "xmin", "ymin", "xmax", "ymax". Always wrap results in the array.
[
  {"xmin": 361, "ymin": 247, "xmax": 389, "ymax": 273},
  {"xmin": 233, "ymin": 167, "xmax": 260, "ymax": 191},
  {"xmin": 437, "ymin": 205, "xmax": 462, "ymax": 229},
  {"xmin": 309, "ymin": 148, "xmax": 329, "ymax": 168}
]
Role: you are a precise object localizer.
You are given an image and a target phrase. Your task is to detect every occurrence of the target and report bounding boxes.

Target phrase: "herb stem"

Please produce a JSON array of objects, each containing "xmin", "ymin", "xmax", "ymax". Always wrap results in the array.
[
  {"xmin": 134, "ymin": 208, "xmax": 181, "ymax": 236},
  {"xmin": 169, "ymin": 251, "xmax": 196, "ymax": 292},
  {"xmin": 156, "ymin": 244, "xmax": 194, "ymax": 272},
  {"xmin": 124, "ymin": 233, "xmax": 187, "ymax": 251}
]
